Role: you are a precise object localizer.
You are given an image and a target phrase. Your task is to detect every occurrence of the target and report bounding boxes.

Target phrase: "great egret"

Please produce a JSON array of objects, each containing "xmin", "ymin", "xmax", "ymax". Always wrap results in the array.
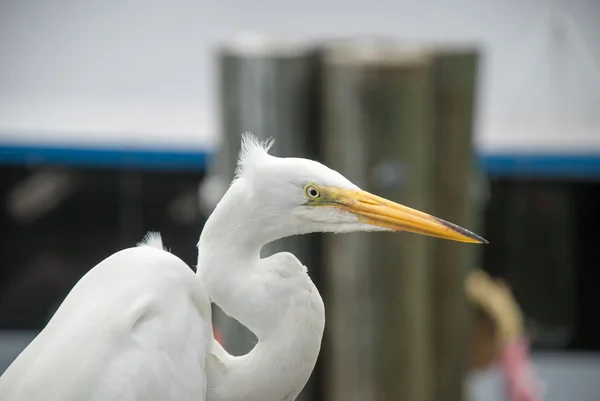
[{"xmin": 0, "ymin": 134, "xmax": 486, "ymax": 401}]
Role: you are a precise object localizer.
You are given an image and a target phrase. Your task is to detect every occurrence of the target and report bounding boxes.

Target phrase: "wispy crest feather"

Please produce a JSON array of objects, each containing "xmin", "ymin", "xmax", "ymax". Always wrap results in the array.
[
  {"xmin": 137, "ymin": 231, "xmax": 167, "ymax": 251},
  {"xmin": 234, "ymin": 132, "xmax": 275, "ymax": 180}
]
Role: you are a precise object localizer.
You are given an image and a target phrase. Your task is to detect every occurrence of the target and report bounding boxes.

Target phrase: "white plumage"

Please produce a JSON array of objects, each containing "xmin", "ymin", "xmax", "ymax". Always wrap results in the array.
[
  {"xmin": 1, "ymin": 245, "xmax": 211, "ymax": 401},
  {"xmin": 0, "ymin": 133, "xmax": 485, "ymax": 400}
]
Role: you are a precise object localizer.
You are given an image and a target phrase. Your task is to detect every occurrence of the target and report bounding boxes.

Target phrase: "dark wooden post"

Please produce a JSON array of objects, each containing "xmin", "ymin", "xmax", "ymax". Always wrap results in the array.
[
  {"xmin": 212, "ymin": 36, "xmax": 322, "ymax": 401},
  {"xmin": 321, "ymin": 41, "xmax": 436, "ymax": 401},
  {"xmin": 430, "ymin": 48, "xmax": 481, "ymax": 401},
  {"xmin": 212, "ymin": 36, "xmax": 482, "ymax": 401}
]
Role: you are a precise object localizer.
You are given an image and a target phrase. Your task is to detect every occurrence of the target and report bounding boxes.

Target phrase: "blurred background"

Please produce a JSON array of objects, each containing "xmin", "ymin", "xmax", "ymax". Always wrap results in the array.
[{"xmin": 0, "ymin": 1, "xmax": 599, "ymax": 400}]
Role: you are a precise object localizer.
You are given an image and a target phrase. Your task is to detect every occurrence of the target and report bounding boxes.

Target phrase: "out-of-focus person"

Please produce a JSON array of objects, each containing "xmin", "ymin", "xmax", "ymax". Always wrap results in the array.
[{"xmin": 467, "ymin": 269, "xmax": 544, "ymax": 401}]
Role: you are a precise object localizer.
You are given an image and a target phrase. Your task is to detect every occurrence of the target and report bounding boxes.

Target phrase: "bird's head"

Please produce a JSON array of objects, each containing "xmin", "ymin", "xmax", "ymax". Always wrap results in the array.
[{"xmin": 221, "ymin": 133, "xmax": 487, "ymax": 245}]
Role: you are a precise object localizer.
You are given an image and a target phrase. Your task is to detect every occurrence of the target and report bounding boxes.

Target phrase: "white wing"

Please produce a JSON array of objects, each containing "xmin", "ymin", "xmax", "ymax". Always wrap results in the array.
[{"xmin": 0, "ymin": 242, "xmax": 212, "ymax": 401}]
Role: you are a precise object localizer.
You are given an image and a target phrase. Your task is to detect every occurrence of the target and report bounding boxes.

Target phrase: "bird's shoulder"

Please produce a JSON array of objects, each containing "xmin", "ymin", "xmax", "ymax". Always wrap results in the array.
[
  {"xmin": 88, "ymin": 246, "xmax": 205, "ymax": 302},
  {"xmin": 98, "ymin": 246, "xmax": 213, "ymax": 327},
  {"xmin": 0, "ymin": 246, "xmax": 211, "ymax": 401}
]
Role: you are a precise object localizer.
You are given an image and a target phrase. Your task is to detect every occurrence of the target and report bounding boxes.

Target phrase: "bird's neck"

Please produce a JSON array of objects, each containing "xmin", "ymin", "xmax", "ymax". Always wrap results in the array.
[
  {"xmin": 196, "ymin": 183, "xmax": 325, "ymax": 400},
  {"xmin": 196, "ymin": 181, "xmax": 278, "ymax": 335}
]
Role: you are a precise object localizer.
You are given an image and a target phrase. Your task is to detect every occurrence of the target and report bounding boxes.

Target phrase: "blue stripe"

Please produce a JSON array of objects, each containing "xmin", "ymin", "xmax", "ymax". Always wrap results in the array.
[
  {"xmin": 0, "ymin": 144, "xmax": 213, "ymax": 171},
  {"xmin": 1, "ymin": 144, "xmax": 600, "ymax": 178},
  {"xmin": 481, "ymin": 153, "xmax": 600, "ymax": 179}
]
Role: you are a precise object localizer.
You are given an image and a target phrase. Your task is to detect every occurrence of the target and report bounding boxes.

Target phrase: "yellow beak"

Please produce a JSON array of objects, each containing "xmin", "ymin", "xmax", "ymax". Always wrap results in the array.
[{"xmin": 323, "ymin": 187, "xmax": 487, "ymax": 244}]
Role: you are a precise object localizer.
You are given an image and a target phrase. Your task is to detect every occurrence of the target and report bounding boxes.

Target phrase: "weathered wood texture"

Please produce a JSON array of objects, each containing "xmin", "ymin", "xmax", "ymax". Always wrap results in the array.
[
  {"xmin": 430, "ymin": 49, "xmax": 480, "ymax": 401},
  {"xmin": 215, "ymin": 39, "xmax": 322, "ymax": 401},
  {"xmin": 215, "ymin": 37, "xmax": 481, "ymax": 401},
  {"xmin": 321, "ymin": 42, "xmax": 437, "ymax": 401}
]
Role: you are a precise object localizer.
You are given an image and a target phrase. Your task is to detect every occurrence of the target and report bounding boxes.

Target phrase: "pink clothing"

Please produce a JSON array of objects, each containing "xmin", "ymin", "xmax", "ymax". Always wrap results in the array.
[{"xmin": 500, "ymin": 338, "xmax": 544, "ymax": 401}]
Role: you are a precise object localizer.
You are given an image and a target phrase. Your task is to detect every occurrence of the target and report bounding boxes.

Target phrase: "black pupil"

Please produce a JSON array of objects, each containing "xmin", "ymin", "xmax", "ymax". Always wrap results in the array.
[{"xmin": 309, "ymin": 188, "xmax": 318, "ymax": 197}]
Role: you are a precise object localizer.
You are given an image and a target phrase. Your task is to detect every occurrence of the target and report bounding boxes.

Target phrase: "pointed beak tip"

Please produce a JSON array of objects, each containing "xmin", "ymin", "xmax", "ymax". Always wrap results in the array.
[
  {"xmin": 433, "ymin": 217, "xmax": 488, "ymax": 245},
  {"xmin": 469, "ymin": 236, "xmax": 489, "ymax": 245}
]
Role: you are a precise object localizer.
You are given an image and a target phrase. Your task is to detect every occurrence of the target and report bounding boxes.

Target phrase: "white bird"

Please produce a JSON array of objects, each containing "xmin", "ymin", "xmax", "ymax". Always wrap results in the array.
[{"xmin": 0, "ymin": 134, "xmax": 486, "ymax": 401}]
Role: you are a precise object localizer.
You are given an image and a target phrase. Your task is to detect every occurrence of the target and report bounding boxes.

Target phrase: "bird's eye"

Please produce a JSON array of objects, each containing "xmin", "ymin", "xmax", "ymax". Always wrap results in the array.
[{"xmin": 305, "ymin": 185, "xmax": 321, "ymax": 199}]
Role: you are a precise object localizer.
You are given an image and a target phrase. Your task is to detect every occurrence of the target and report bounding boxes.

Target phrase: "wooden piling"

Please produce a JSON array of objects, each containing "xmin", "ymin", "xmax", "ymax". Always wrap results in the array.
[
  {"xmin": 321, "ymin": 40, "xmax": 436, "ymax": 401},
  {"xmin": 430, "ymin": 48, "xmax": 481, "ymax": 401},
  {"xmin": 213, "ymin": 35, "xmax": 481, "ymax": 401},
  {"xmin": 215, "ymin": 35, "xmax": 322, "ymax": 401}
]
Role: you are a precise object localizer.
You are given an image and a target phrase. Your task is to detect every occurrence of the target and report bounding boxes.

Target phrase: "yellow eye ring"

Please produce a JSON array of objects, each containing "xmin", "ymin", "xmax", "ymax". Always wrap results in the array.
[{"xmin": 305, "ymin": 184, "xmax": 321, "ymax": 199}]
